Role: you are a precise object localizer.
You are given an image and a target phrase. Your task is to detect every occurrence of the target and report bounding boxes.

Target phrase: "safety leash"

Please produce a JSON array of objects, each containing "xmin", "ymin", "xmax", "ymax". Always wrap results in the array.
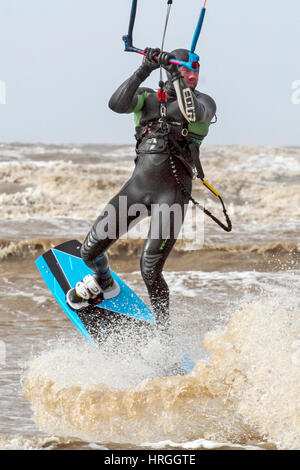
[{"xmin": 167, "ymin": 142, "xmax": 232, "ymax": 233}]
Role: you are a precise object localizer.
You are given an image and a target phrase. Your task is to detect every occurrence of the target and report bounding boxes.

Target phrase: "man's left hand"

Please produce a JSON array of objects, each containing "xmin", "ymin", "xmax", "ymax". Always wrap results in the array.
[{"xmin": 157, "ymin": 51, "xmax": 178, "ymax": 75}]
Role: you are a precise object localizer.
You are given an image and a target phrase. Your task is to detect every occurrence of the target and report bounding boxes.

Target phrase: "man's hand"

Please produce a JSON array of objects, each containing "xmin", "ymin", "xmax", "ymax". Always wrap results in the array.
[
  {"xmin": 142, "ymin": 47, "xmax": 161, "ymax": 72},
  {"xmin": 157, "ymin": 51, "xmax": 179, "ymax": 76}
]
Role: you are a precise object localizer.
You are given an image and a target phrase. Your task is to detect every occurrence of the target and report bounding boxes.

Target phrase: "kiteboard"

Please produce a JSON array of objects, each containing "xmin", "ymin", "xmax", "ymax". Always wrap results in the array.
[{"xmin": 35, "ymin": 240, "xmax": 195, "ymax": 376}]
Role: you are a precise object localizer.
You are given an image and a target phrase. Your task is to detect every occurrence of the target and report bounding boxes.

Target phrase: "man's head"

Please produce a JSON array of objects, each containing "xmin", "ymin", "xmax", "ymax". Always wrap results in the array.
[{"xmin": 170, "ymin": 48, "xmax": 200, "ymax": 89}]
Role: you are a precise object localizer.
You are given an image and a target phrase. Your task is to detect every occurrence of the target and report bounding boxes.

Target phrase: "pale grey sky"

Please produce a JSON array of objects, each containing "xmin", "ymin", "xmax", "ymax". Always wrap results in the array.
[{"xmin": 0, "ymin": 0, "xmax": 299, "ymax": 146}]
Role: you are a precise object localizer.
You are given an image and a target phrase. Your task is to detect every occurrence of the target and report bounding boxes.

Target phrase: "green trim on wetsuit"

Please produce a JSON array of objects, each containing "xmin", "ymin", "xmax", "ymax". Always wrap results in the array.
[
  {"xmin": 188, "ymin": 121, "xmax": 211, "ymax": 143},
  {"xmin": 133, "ymin": 91, "xmax": 151, "ymax": 127}
]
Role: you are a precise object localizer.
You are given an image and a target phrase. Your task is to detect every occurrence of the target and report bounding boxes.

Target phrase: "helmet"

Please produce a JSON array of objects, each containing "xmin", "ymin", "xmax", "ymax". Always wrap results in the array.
[
  {"xmin": 170, "ymin": 48, "xmax": 200, "ymax": 70},
  {"xmin": 165, "ymin": 49, "xmax": 200, "ymax": 93}
]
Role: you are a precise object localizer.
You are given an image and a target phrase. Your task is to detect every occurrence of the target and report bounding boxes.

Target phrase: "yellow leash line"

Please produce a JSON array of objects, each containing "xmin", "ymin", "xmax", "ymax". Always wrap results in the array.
[{"xmin": 202, "ymin": 179, "xmax": 220, "ymax": 197}]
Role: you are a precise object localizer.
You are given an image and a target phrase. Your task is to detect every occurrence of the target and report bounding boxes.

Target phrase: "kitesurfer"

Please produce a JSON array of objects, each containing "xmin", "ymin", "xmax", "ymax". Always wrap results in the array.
[{"xmin": 66, "ymin": 48, "xmax": 216, "ymax": 330}]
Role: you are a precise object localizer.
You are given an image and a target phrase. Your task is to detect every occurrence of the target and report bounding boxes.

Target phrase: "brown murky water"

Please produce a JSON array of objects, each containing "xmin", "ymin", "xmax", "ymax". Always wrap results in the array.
[{"xmin": 0, "ymin": 143, "xmax": 299, "ymax": 450}]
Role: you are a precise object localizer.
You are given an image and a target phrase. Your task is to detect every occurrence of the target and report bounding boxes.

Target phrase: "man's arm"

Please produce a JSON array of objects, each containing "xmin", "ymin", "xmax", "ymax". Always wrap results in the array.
[
  {"xmin": 108, "ymin": 48, "xmax": 160, "ymax": 114},
  {"xmin": 108, "ymin": 66, "xmax": 151, "ymax": 114},
  {"xmin": 173, "ymin": 77, "xmax": 216, "ymax": 123}
]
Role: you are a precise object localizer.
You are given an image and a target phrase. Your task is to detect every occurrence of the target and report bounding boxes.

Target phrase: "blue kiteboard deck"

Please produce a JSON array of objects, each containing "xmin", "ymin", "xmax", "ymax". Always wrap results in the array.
[{"xmin": 35, "ymin": 240, "xmax": 195, "ymax": 375}]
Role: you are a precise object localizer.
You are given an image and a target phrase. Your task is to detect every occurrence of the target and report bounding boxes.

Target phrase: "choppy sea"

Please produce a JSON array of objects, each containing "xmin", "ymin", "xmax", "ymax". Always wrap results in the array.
[{"xmin": 0, "ymin": 142, "xmax": 299, "ymax": 450}]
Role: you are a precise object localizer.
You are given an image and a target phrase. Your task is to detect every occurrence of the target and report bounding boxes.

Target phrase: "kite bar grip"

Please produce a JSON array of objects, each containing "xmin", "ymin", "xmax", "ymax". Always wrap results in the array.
[{"xmin": 122, "ymin": 41, "xmax": 199, "ymax": 71}]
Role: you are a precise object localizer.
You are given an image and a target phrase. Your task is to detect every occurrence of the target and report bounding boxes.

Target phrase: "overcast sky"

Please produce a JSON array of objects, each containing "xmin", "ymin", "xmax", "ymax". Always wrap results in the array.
[{"xmin": 0, "ymin": 0, "xmax": 299, "ymax": 146}]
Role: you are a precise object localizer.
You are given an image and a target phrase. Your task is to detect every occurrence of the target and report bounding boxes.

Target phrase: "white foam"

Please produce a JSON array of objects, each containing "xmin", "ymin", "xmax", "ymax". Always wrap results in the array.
[
  {"xmin": 102, "ymin": 146, "xmax": 135, "ymax": 159},
  {"xmin": 129, "ymin": 269, "xmax": 300, "ymax": 301},
  {"xmin": 230, "ymin": 153, "xmax": 300, "ymax": 173},
  {"xmin": 140, "ymin": 438, "xmax": 264, "ymax": 450}
]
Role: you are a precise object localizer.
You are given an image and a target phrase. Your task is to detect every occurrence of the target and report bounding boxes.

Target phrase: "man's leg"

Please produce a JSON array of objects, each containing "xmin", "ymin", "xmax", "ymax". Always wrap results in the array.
[
  {"xmin": 67, "ymin": 179, "xmax": 148, "ymax": 310},
  {"xmin": 140, "ymin": 199, "xmax": 187, "ymax": 330}
]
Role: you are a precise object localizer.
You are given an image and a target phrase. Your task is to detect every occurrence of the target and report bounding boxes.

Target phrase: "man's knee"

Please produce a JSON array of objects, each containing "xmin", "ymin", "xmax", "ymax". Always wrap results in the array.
[
  {"xmin": 80, "ymin": 226, "xmax": 105, "ymax": 263},
  {"xmin": 140, "ymin": 251, "xmax": 165, "ymax": 287}
]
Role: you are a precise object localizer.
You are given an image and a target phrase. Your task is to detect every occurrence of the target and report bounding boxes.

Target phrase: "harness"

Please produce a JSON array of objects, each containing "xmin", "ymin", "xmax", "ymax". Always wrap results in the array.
[
  {"xmin": 135, "ymin": 88, "xmax": 232, "ymax": 233},
  {"xmin": 135, "ymin": 119, "xmax": 200, "ymax": 178}
]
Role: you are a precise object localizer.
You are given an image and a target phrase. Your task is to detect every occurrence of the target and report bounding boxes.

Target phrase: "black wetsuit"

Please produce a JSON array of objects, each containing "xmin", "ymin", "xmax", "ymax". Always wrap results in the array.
[{"xmin": 80, "ymin": 62, "xmax": 216, "ymax": 328}]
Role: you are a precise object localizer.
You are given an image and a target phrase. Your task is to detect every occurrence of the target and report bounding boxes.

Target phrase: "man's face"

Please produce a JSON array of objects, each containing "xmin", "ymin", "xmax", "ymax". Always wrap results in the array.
[{"xmin": 178, "ymin": 64, "xmax": 200, "ymax": 89}]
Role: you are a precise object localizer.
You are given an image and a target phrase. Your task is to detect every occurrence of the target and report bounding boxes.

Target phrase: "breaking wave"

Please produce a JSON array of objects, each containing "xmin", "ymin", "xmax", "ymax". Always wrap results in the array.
[
  {"xmin": 0, "ymin": 146, "xmax": 299, "ymax": 226},
  {"xmin": 23, "ymin": 294, "xmax": 300, "ymax": 450},
  {"xmin": 0, "ymin": 237, "xmax": 299, "ymax": 261}
]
